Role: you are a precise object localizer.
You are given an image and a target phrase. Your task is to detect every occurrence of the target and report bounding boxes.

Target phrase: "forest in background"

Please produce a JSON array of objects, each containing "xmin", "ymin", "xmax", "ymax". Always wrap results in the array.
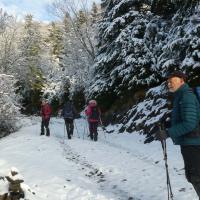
[{"xmin": 0, "ymin": 0, "xmax": 200, "ymax": 138}]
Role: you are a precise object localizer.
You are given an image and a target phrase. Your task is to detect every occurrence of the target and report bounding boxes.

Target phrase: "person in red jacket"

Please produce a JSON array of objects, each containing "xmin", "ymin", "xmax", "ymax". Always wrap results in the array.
[
  {"xmin": 40, "ymin": 99, "xmax": 52, "ymax": 136},
  {"xmin": 85, "ymin": 100, "xmax": 101, "ymax": 141}
]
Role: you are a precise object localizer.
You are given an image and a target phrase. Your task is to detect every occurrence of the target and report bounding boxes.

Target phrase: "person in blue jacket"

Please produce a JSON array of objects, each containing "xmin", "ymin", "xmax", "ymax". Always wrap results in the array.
[
  {"xmin": 61, "ymin": 100, "xmax": 77, "ymax": 139},
  {"xmin": 156, "ymin": 71, "xmax": 200, "ymax": 198}
]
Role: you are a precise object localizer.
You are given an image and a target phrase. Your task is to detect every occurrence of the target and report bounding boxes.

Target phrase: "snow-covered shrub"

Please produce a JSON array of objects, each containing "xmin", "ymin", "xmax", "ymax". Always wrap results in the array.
[
  {"xmin": 0, "ymin": 167, "xmax": 36, "ymax": 199},
  {"xmin": 0, "ymin": 74, "xmax": 21, "ymax": 136}
]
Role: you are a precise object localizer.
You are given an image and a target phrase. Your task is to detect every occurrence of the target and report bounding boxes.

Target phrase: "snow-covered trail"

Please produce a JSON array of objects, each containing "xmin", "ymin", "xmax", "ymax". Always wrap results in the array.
[{"xmin": 0, "ymin": 117, "xmax": 198, "ymax": 200}]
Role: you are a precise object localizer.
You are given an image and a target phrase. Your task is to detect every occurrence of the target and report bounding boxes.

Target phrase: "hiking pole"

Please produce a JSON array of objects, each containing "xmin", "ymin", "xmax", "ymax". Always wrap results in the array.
[
  {"xmin": 83, "ymin": 125, "xmax": 85, "ymax": 140},
  {"xmin": 63, "ymin": 122, "xmax": 66, "ymax": 144},
  {"xmin": 85, "ymin": 119, "xmax": 90, "ymax": 139},
  {"xmin": 99, "ymin": 117, "xmax": 106, "ymax": 140},
  {"xmin": 82, "ymin": 116, "xmax": 87, "ymax": 140},
  {"xmin": 159, "ymin": 125, "xmax": 174, "ymax": 200},
  {"xmin": 161, "ymin": 139, "xmax": 174, "ymax": 200},
  {"xmin": 74, "ymin": 120, "xmax": 80, "ymax": 138},
  {"xmin": 84, "ymin": 117, "xmax": 90, "ymax": 138},
  {"xmin": 83, "ymin": 123, "xmax": 85, "ymax": 140}
]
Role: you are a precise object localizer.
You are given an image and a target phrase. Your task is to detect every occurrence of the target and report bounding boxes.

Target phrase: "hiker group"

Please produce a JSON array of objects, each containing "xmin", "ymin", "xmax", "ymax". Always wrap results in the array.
[
  {"xmin": 39, "ymin": 70, "xmax": 200, "ymax": 199},
  {"xmin": 40, "ymin": 98, "xmax": 101, "ymax": 141}
]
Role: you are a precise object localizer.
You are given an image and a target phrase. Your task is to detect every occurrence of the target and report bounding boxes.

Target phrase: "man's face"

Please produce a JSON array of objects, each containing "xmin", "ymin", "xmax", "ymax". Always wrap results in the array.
[{"xmin": 167, "ymin": 77, "xmax": 184, "ymax": 92}]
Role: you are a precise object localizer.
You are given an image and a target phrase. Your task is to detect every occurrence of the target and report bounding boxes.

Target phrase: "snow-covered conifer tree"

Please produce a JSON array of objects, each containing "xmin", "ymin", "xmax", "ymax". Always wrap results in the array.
[{"xmin": 88, "ymin": 0, "xmax": 200, "ymax": 137}]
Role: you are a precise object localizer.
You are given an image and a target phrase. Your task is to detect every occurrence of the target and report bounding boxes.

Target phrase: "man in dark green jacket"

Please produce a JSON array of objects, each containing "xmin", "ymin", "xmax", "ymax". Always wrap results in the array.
[{"xmin": 156, "ymin": 71, "xmax": 200, "ymax": 198}]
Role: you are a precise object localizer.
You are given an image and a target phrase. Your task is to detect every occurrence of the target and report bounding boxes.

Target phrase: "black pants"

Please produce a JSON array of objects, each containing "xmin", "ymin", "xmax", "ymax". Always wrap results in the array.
[
  {"xmin": 64, "ymin": 118, "xmax": 74, "ymax": 139},
  {"xmin": 181, "ymin": 145, "xmax": 200, "ymax": 199},
  {"xmin": 41, "ymin": 118, "xmax": 50, "ymax": 136},
  {"xmin": 89, "ymin": 122, "xmax": 98, "ymax": 141}
]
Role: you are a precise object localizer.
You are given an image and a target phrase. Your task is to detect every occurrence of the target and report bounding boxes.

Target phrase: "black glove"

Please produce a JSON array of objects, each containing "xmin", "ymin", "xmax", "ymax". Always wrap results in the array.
[
  {"xmin": 144, "ymin": 135, "xmax": 155, "ymax": 144},
  {"xmin": 155, "ymin": 129, "xmax": 169, "ymax": 141}
]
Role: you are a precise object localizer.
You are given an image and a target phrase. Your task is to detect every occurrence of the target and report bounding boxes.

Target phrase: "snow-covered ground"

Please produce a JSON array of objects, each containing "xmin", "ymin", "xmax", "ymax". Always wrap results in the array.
[{"xmin": 0, "ymin": 117, "xmax": 198, "ymax": 200}]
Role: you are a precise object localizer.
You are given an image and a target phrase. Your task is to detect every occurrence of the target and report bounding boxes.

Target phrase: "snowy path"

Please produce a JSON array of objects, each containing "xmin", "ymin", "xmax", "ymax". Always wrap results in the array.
[{"xmin": 0, "ymin": 117, "xmax": 198, "ymax": 200}]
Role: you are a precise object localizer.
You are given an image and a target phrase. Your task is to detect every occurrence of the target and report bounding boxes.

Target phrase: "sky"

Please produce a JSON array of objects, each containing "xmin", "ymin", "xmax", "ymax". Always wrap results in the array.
[{"xmin": 0, "ymin": 0, "xmax": 101, "ymax": 22}]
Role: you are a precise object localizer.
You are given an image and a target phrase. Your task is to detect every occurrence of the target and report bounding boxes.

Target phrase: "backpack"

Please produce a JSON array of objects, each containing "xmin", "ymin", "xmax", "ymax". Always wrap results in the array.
[
  {"xmin": 194, "ymin": 86, "xmax": 200, "ymax": 104},
  {"xmin": 181, "ymin": 87, "xmax": 200, "ymax": 138},
  {"xmin": 63, "ymin": 103, "xmax": 74, "ymax": 119},
  {"xmin": 90, "ymin": 106, "xmax": 100, "ymax": 120}
]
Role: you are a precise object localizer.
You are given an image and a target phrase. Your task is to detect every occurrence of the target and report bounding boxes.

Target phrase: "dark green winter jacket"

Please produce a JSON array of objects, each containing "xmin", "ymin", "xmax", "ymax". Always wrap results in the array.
[{"xmin": 168, "ymin": 83, "xmax": 200, "ymax": 145}]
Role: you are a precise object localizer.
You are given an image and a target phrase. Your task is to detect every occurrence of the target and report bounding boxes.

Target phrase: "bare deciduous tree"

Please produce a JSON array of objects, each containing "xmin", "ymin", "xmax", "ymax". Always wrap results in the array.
[{"xmin": 51, "ymin": 0, "xmax": 99, "ymax": 62}]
